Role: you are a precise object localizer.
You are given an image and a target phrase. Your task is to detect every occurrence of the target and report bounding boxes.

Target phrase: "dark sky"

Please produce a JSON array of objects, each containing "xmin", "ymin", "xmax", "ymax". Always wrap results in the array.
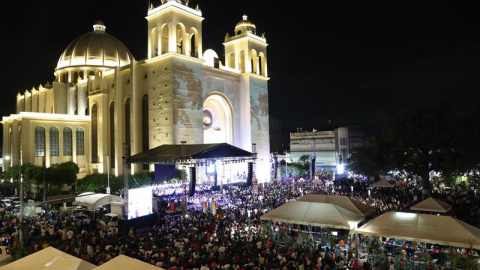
[{"xmin": 1, "ymin": 1, "xmax": 480, "ymax": 148}]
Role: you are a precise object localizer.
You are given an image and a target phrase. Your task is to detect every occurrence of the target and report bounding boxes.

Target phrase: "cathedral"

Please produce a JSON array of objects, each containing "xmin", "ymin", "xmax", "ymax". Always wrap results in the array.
[{"xmin": 2, "ymin": 0, "xmax": 271, "ymax": 182}]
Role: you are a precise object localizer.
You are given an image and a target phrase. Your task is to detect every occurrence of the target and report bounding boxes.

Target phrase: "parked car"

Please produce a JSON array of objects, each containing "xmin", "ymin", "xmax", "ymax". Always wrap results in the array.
[
  {"xmin": 0, "ymin": 200, "xmax": 12, "ymax": 208},
  {"xmin": 99, "ymin": 213, "xmax": 119, "ymax": 227}
]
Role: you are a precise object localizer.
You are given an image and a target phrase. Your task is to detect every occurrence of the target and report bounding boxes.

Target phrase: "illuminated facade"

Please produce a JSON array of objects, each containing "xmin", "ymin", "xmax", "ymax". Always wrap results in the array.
[
  {"xmin": 289, "ymin": 126, "xmax": 364, "ymax": 173},
  {"xmin": 2, "ymin": 0, "xmax": 271, "ymax": 182}
]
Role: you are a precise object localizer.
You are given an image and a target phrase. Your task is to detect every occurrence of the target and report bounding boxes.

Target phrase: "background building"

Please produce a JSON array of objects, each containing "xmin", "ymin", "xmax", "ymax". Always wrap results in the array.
[
  {"xmin": 289, "ymin": 126, "xmax": 365, "ymax": 175},
  {"xmin": 2, "ymin": 0, "xmax": 271, "ymax": 182}
]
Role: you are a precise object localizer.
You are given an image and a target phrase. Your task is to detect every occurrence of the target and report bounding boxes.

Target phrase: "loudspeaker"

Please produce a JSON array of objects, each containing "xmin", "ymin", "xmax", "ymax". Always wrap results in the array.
[
  {"xmin": 246, "ymin": 162, "xmax": 253, "ymax": 186},
  {"xmin": 311, "ymin": 157, "xmax": 316, "ymax": 180},
  {"xmin": 188, "ymin": 167, "xmax": 196, "ymax": 196}
]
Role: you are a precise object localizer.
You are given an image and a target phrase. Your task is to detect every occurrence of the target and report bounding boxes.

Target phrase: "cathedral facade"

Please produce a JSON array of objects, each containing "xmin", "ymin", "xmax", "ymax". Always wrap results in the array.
[{"xmin": 2, "ymin": 0, "xmax": 271, "ymax": 182}]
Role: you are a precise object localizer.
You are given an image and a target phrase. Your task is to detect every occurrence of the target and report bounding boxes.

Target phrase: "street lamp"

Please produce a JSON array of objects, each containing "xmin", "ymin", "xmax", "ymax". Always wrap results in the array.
[{"xmin": 105, "ymin": 155, "xmax": 110, "ymax": 194}]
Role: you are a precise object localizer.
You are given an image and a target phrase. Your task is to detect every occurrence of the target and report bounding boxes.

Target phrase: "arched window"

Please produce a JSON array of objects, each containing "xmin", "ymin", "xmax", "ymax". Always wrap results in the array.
[
  {"xmin": 50, "ymin": 126, "xmax": 59, "ymax": 156},
  {"xmin": 259, "ymin": 52, "xmax": 267, "ymax": 76},
  {"xmin": 8, "ymin": 127, "xmax": 12, "ymax": 160},
  {"xmin": 124, "ymin": 98, "xmax": 131, "ymax": 157},
  {"xmin": 34, "ymin": 126, "xmax": 45, "ymax": 157},
  {"xmin": 228, "ymin": 53, "xmax": 236, "ymax": 69},
  {"xmin": 189, "ymin": 28, "xmax": 199, "ymax": 58},
  {"xmin": 73, "ymin": 72, "xmax": 79, "ymax": 83},
  {"xmin": 151, "ymin": 28, "xmax": 158, "ymax": 57},
  {"xmin": 63, "ymin": 127, "xmax": 73, "ymax": 156},
  {"xmin": 92, "ymin": 104, "xmax": 98, "ymax": 163},
  {"xmin": 176, "ymin": 24, "xmax": 185, "ymax": 54},
  {"xmin": 142, "ymin": 95, "xmax": 149, "ymax": 169},
  {"xmin": 239, "ymin": 51, "xmax": 246, "ymax": 73},
  {"xmin": 250, "ymin": 50, "xmax": 258, "ymax": 74},
  {"xmin": 161, "ymin": 25, "xmax": 169, "ymax": 54},
  {"xmin": 76, "ymin": 128, "xmax": 85, "ymax": 155},
  {"xmin": 110, "ymin": 102, "xmax": 115, "ymax": 168}
]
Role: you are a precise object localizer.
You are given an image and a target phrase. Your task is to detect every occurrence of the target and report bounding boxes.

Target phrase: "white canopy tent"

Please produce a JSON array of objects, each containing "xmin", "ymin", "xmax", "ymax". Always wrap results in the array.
[
  {"xmin": 371, "ymin": 179, "xmax": 394, "ymax": 188},
  {"xmin": 357, "ymin": 211, "xmax": 480, "ymax": 250},
  {"xmin": 410, "ymin": 197, "xmax": 452, "ymax": 213},
  {"xmin": 260, "ymin": 201, "xmax": 365, "ymax": 230},
  {"xmin": 0, "ymin": 247, "xmax": 96, "ymax": 270},
  {"xmin": 94, "ymin": 255, "xmax": 164, "ymax": 270},
  {"xmin": 297, "ymin": 194, "xmax": 374, "ymax": 216},
  {"xmin": 73, "ymin": 193, "xmax": 123, "ymax": 210}
]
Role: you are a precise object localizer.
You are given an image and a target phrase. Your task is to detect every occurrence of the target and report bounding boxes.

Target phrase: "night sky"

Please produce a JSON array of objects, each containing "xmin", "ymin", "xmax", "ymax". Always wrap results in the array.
[{"xmin": 1, "ymin": 1, "xmax": 480, "ymax": 151}]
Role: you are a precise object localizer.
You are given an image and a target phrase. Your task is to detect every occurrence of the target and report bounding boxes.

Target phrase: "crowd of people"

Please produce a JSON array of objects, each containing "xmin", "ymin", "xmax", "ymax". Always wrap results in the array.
[{"xmin": 1, "ymin": 175, "xmax": 479, "ymax": 269}]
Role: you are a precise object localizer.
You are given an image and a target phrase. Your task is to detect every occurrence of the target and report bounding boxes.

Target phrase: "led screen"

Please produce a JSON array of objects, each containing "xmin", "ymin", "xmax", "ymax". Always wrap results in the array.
[{"xmin": 127, "ymin": 186, "xmax": 153, "ymax": 220}]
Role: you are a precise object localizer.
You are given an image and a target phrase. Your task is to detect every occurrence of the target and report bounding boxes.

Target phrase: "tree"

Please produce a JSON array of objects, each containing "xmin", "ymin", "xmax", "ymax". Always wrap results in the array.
[
  {"xmin": 76, "ymin": 171, "xmax": 155, "ymax": 194},
  {"xmin": 298, "ymin": 155, "xmax": 310, "ymax": 166},
  {"xmin": 349, "ymin": 104, "xmax": 480, "ymax": 194},
  {"xmin": 377, "ymin": 104, "xmax": 480, "ymax": 194},
  {"xmin": 3, "ymin": 165, "xmax": 22, "ymax": 181},
  {"xmin": 348, "ymin": 137, "xmax": 387, "ymax": 180},
  {"xmin": 2, "ymin": 163, "xmax": 37, "ymax": 184},
  {"xmin": 45, "ymin": 161, "xmax": 79, "ymax": 192},
  {"xmin": 23, "ymin": 165, "xmax": 46, "ymax": 185}
]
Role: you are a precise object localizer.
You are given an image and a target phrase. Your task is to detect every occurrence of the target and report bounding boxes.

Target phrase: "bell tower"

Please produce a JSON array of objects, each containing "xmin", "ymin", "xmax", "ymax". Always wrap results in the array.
[
  {"xmin": 146, "ymin": 0, "xmax": 204, "ymax": 59},
  {"xmin": 223, "ymin": 15, "xmax": 268, "ymax": 76}
]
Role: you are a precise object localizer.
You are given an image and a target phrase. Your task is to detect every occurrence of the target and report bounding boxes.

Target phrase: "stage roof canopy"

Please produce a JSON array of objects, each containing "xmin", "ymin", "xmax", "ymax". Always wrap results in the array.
[{"xmin": 126, "ymin": 143, "xmax": 254, "ymax": 164}]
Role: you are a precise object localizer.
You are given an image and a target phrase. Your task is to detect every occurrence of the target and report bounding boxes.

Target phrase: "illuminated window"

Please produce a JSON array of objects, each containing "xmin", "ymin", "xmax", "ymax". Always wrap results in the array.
[
  {"xmin": 34, "ymin": 126, "xmax": 45, "ymax": 157},
  {"xmin": 203, "ymin": 110, "xmax": 212, "ymax": 127},
  {"xmin": 125, "ymin": 98, "xmax": 131, "ymax": 157},
  {"xmin": 92, "ymin": 104, "xmax": 98, "ymax": 163},
  {"xmin": 63, "ymin": 127, "xmax": 72, "ymax": 156},
  {"xmin": 76, "ymin": 128, "xmax": 84, "ymax": 155},
  {"xmin": 142, "ymin": 95, "xmax": 149, "ymax": 170},
  {"xmin": 110, "ymin": 102, "xmax": 115, "ymax": 168},
  {"xmin": 50, "ymin": 126, "xmax": 59, "ymax": 156}
]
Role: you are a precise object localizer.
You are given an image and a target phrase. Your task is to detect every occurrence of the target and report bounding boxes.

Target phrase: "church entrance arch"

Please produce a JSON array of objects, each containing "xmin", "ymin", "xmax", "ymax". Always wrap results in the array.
[{"xmin": 203, "ymin": 93, "xmax": 233, "ymax": 144}]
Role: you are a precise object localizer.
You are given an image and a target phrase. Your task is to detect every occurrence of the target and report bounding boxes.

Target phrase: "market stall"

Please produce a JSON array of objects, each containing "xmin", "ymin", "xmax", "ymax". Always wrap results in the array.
[
  {"xmin": 297, "ymin": 194, "xmax": 374, "ymax": 216},
  {"xmin": 410, "ymin": 197, "xmax": 452, "ymax": 213},
  {"xmin": 356, "ymin": 211, "xmax": 480, "ymax": 249},
  {"xmin": 260, "ymin": 201, "xmax": 365, "ymax": 249},
  {"xmin": 0, "ymin": 246, "xmax": 96, "ymax": 270}
]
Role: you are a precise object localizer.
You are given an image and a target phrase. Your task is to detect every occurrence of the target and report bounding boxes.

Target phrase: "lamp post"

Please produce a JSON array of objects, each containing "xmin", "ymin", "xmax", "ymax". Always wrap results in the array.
[{"xmin": 105, "ymin": 155, "xmax": 110, "ymax": 194}]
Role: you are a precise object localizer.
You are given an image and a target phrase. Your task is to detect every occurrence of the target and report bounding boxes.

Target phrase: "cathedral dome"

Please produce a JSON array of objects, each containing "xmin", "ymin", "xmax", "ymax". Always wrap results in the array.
[
  {"xmin": 234, "ymin": 15, "xmax": 256, "ymax": 35},
  {"xmin": 162, "ymin": 0, "xmax": 188, "ymax": 5},
  {"xmin": 56, "ymin": 21, "xmax": 134, "ymax": 70}
]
